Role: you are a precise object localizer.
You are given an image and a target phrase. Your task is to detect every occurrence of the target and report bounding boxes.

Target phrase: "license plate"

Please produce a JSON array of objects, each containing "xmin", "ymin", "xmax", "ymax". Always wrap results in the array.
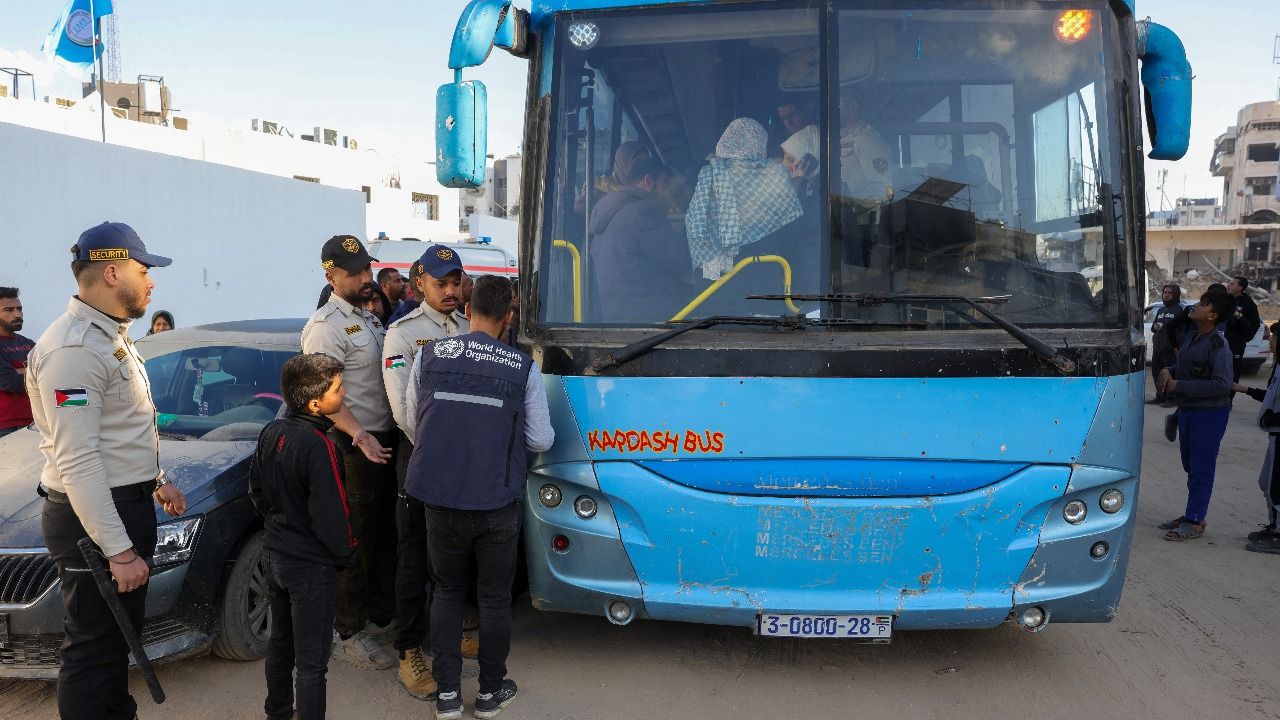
[{"xmin": 756, "ymin": 613, "xmax": 893, "ymax": 640}]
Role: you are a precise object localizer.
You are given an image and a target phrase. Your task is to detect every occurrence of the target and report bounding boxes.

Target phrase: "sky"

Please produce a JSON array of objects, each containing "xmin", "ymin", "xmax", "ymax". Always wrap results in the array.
[{"xmin": 0, "ymin": 0, "xmax": 1276, "ymax": 211}]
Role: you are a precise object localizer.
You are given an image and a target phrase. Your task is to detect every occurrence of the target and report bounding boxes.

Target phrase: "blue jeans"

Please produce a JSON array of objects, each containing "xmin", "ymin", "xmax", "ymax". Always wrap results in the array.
[
  {"xmin": 264, "ymin": 550, "xmax": 337, "ymax": 720},
  {"xmin": 1177, "ymin": 406, "xmax": 1232, "ymax": 523}
]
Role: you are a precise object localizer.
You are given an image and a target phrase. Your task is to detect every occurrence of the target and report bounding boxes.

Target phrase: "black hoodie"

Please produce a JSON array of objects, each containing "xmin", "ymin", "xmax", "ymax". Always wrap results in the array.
[{"xmin": 249, "ymin": 412, "xmax": 357, "ymax": 567}]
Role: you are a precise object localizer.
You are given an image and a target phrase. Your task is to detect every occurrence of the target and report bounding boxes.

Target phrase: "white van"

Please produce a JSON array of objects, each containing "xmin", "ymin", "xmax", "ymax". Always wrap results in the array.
[{"xmin": 368, "ymin": 239, "xmax": 518, "ymax": 279}]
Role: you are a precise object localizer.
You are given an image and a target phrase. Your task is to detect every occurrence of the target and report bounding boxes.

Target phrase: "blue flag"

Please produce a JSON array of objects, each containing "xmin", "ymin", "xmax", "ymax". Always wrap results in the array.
[{"xmin": 41, "ymin": 0, "xmax": 114, "ymax": 68}]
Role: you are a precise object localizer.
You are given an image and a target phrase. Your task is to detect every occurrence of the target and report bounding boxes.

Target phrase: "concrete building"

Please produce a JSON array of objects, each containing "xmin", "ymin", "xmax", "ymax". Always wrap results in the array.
[
  {"xmin": 0, "ymin": 79, "xmax": 465, "ymax": 244},
  {"xmin": 1146, "ymin": 224, "xmax": 1280, "ymax": 282},
  {"xmin": 1211, "ymin": 100, "xmax": 1280, "ymax": 225},
  {"xmin": 458, "ymin": 153, "xmax": 521, "ymax": 232},
  {"xmin": 1146, "ymin": 197, "xmax": 1223, "ymax": 227}
]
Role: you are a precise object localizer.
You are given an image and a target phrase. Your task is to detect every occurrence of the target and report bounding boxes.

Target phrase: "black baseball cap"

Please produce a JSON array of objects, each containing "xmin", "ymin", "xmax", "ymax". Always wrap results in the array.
[
  {"xmin": 417, "ymin": 244, "xmax": 465, "ymax": 279},
  {"xmin": 75, "ymin": 222, "xmax": 172, "ymax": 267},
  {"xmin": 321, "ymin": 235, "xmax": 378, "ymax": 273}
]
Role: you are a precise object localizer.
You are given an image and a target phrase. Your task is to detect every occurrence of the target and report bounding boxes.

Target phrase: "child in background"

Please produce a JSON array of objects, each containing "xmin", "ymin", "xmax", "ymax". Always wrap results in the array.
[{"xmin": 1231, "ymin": 321, "xmax": 1280, "ymax": 554}]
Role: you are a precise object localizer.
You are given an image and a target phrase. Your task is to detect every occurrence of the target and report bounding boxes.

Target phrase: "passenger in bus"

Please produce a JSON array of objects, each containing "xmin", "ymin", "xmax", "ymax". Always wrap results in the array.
[
  {"xmin": 837, "ymin": 84, "xmax": 892, "ymax": 204},
  {"xmin": 589, "ymin": 154, "xmax": 694, "ymax": 322},
  {"xmin": 782, "ymin": 124, "xmax": 821, "ymax": 207},
  {"xmin": 956, "ymin": 155, "xmax": 1003, "ymax": 220},
  {"xmin": 579, "ymin": 142, "xmax": 689, "ymax": 221},
  {"xmin": 685, "ymin": 118, "xmax": 802, "ymax": 281}
]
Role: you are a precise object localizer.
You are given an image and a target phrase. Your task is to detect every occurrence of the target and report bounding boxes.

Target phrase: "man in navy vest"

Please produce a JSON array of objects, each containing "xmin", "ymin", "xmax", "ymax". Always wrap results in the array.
[{"xmin": 405, "ymin": 275, "xmax": 554, "ymax": 720}]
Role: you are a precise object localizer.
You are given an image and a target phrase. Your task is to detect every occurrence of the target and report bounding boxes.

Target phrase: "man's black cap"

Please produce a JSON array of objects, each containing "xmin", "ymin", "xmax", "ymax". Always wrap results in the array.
[
  {"xmin": 321, "ymin": 235, "xmax": 377, "ymax": 273},
  {"xmin": 75, "ymin": 222, "xmax": 172, "ymax": 267}
]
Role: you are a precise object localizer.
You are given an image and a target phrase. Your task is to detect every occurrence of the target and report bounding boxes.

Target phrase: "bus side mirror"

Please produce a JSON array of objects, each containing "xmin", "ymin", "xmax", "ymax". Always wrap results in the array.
[
  {"xmin": 436, "ymin": 80, "xmax": 488, "ymax": 189},
  {"xmin": 1137, "ymin": 20, "xmax": 1191, "ymax": 161},
  {"xmin": 449, "ymin": 0, "xmax": 529, "ymax": 68}
]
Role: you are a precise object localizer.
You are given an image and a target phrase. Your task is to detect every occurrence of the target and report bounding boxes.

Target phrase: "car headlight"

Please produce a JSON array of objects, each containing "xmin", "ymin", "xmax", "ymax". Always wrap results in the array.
[{"xmin": 153, "ymin": 516, "xmax": 204, "ymax": 565}]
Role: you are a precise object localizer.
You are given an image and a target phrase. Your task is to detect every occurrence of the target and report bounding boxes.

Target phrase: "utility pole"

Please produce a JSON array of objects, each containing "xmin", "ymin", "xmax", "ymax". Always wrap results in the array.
[{"xmin": 103, "ymin": 6, "xmax": 122, "ymax": 84}]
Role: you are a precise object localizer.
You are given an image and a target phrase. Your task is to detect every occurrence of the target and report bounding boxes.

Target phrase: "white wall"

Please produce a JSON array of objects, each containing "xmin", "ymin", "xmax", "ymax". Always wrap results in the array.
[{"xmin": 0, "ymin": 121, "xmax": 365, "ymax": 339}]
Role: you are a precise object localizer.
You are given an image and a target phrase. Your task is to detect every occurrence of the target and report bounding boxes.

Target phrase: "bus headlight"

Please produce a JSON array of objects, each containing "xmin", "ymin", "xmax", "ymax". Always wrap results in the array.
[
  {"xmin": 1099, "ymin": 489, "xmax": 1124, "ymax": 514},
  {"xmin": 538, "ymin": 484, "xmax": 562, "ymax": 508},
  {"xmin": 573, "ymin": 495, "xmax": 597, "ymax": 519},
  {"xmin": 153, "ymin": 516, "xmax": 203, "ymax": 565},
  {"xmin": 1063, "ymin": 500, "xmax": 1087, "ymax": 524}
]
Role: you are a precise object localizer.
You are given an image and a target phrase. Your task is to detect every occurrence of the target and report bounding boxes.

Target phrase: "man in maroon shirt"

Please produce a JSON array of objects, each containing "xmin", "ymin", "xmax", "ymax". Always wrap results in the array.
[{"xmin": 0, "ymin": 287, "xmax": 34, "ymax": 438}]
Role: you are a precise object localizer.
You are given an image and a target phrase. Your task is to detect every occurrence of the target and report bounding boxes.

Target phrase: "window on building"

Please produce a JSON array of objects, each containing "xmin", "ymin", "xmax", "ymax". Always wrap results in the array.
[
  {"xmin": 1252, "ymin": 121, "xmax": 1280, "ymax": 132},
  {"xmin": 412, "ymin": 192, "xmax": 440, "ymax": 221},
  {"xmin": 1246, "ymin": 177, "xmax": 1276, "ymax": 196},
  {"xmin": 293, "ymin": 175, "xmax": 320, "ymax": 183},
  {"xmin": 362, "ymin": 185, "xmax": 371, "ymax": 204},
  {"xmin": 1193, "ymin": 210, "xmax": 1206, "ymax": 218},
  {"xmin": 1248, "ymin": 239, "xmax": 1270, "ymax": 263},
  {"xmin": 1246, "ymin": 143, "xmax": 1280, "ymax": 163}
]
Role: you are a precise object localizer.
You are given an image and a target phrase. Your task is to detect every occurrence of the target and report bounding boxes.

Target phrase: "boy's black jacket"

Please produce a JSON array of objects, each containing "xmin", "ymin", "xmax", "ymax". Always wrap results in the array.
[{"xmin": 249, "ymin": 412, "xmax": 357, "ymax": 567}]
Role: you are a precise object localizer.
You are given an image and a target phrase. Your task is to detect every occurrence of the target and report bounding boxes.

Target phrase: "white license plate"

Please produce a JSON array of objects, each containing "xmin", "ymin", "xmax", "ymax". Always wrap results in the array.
[{"xmin": 756, "ymin": 613, "xmax": 893, "ymax": 640}]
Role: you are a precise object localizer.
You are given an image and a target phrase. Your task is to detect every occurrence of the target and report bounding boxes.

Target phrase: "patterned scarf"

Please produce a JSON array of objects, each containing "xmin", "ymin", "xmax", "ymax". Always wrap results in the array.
[{"xmin": 685, "ymin": 118, "xmax": 802, "ymax": 280}]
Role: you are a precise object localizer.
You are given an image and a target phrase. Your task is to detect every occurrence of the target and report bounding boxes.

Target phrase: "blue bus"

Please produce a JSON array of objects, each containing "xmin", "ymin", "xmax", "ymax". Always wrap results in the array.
[{"xmin": 436, "ymin": 0, "xmax": 1191, "ymax": 638}]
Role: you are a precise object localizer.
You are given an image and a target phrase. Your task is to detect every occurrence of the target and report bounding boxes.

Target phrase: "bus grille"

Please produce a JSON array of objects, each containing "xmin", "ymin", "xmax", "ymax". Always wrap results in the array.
[{"xmin": 0, "ymin": 554, "xmax": 58, "ymax": 605}]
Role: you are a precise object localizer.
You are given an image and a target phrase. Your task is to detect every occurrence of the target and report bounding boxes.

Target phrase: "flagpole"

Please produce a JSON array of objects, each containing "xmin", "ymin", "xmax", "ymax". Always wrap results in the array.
[{"xmin": 90, "ymin": 0, "xmax": 105, "ymax": 143}]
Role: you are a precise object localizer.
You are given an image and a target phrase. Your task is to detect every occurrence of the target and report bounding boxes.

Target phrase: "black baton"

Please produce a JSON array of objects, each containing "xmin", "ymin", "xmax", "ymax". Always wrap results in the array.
[{"xmin": 77, "ymin": 537, "xmax": 166, "ymax": 704}]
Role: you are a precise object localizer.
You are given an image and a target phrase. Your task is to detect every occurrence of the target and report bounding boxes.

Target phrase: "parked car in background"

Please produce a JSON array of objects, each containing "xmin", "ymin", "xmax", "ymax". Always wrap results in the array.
[
  {"xmin": 1143, "ymin": 301, "xmax": 1269, "ymax": 374},
  {"xmin": 0, "ymin": 319, "xmax": 304, "ymax": 678}
]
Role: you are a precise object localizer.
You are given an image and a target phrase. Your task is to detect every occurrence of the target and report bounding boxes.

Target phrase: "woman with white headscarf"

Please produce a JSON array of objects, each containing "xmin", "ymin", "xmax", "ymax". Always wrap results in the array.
[{"xmin": 685, "ymin": 118, "xmax": 802, "ymax": 281}]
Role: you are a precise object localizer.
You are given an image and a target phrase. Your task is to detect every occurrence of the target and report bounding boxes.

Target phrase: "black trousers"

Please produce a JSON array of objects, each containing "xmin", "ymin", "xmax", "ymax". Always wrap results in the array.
[
  {"xmin": 264, "ymin": 550, "xmax": 337, "ymax": 720},
  {"xmin": 425, "ymin": 502, "xmax": 521, "ymax": 695},
  {"xmin": 394, "ymin": 433, "xmax": 432, "ymax": 654},
  {"xmin": 42, "ymin": 490, "xmax": 157, "ymax": 720},
  {"xmin": 331, "ymin": 429, "xmax": 398, "ymax": 637},
  {"xmin": 1151, "ymin": 348, "xmax": 1174, "ymax": 401}
]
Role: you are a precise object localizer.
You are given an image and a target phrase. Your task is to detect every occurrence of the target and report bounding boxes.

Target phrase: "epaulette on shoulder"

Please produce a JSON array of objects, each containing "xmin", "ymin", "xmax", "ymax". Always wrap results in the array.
[
  {"xmin": 311, "ymin": 303, "xmax": 340, "ymax": 323},
  {"xmin": 59, "ymin": 316, "xmax": 91, "ymax": 347}
]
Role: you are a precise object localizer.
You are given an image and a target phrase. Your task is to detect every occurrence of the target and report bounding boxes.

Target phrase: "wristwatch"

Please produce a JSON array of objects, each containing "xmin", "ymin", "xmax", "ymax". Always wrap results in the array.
[{"xmin": 154, "ymin": 470, "xmax": 171, "ymax": 493}]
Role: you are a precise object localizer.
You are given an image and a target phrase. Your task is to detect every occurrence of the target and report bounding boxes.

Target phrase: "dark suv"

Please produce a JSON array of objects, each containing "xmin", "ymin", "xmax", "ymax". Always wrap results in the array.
[{"xmin": 0, "ymin": 319, "xmax": 304, "ymax": 678}]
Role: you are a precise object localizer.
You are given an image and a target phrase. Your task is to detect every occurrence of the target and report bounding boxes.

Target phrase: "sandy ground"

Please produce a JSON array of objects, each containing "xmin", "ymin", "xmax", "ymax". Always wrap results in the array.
[{"xmin": 4, "ymin": 399, "xmax": 1279, "ymax": 720}]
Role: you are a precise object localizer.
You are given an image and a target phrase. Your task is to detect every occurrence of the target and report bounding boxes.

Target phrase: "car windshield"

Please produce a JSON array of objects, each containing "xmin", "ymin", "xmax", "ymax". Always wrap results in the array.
[
  {"xmin": 536, "ymin": 0, "xmax": 1134, "ymax": 330},
  {"xmin": 144, "ymin": 346, "xmax": 293, "ymax": 440}
]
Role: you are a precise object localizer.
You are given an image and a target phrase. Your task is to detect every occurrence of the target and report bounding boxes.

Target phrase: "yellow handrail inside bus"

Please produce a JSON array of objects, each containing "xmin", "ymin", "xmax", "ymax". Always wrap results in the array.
[
  {"xmin": 552, "ymin": 239, "xmax": 583, "ymax": 322},
  {"xmin": 670, "ymin": 254, "xmax": 801, "ymax": 321}
]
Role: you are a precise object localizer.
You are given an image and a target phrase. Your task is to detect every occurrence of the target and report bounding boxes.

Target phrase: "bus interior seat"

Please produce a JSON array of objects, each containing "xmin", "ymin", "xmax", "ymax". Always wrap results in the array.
[{"xmin": 204, "ymin": 348, "xmax": 265, "ymax": 414}]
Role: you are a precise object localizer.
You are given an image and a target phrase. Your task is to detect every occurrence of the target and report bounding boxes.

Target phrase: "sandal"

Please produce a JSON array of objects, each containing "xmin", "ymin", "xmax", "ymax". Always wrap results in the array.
[
  {"xmin": 1163, "ymin": 520, "xmax": 1205, "ymax": 541},
  {"xmin": 1158, "ymin": 516, "xmax": 1188, "ymax": 530}
]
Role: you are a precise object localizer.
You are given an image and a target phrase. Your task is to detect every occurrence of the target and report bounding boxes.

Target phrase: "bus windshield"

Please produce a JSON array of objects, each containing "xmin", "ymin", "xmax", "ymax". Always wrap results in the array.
[{"xmin": 536, "ymin": 1, "xmax": 1134, "ymax": 330}]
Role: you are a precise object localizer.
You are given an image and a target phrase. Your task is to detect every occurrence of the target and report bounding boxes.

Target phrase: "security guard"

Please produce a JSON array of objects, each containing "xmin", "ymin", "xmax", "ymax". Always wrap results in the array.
[
  {"xmin": 301, "ymin": 234, "xmax": 397, "ymax": 670},
  {"xmin": 27, "ymin": 222, "xmax": 187, "ymax": 720},
  {"xmin": 380, "ymin": 246, "xmax": 472, "ymax": 698},
  {"xmin": 837, "ymin": 84, "xmax": 892, "ymax": 203}
]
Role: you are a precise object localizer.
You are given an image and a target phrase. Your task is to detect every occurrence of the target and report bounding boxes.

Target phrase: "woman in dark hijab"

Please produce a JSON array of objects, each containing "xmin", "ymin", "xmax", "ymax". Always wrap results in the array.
[{"xmin": 147, "ymin": 310, "xmax": 175, "ymax": 335}]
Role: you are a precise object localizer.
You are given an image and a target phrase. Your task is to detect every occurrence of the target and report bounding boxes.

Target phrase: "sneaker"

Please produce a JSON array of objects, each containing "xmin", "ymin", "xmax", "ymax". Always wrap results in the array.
[
  {"xmin": 1247, "ymin": 523, "xmax": 1277, "ymax": 542},
  {"xmin": 398, "ymin": 647, "xmax": 437, "ymax": 700},
  {"xmin": 334, "ymin": 628, "xmax": 396, "ymax": 670},
  {"xmin": 460, "ymin": 632, "xmax": 479, "ymax": 659},
  {"xmin": 368, "ymin": 619, "xmax": 398, "ymax": 641},
  {"xmin": 474, "ymin": 679, "xmax": 518, "ymax": 719},
  {"xmin": 1246, "ymin": 531, "xmax": 1280, "ymax": 555},
  {"xmin": 435, "ymin": 690, "xmax": 463, "ymax": 720}
]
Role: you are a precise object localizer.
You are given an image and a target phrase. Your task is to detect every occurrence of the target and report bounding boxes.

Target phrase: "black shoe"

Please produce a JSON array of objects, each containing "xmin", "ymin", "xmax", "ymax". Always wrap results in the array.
[
  {"xmin": 1245, "ymin": 531, "xmax": 1280, "ymax": 555},
  {"xmin": 434, "ymin": 690, "xmax": 463, "ymax": 720},
  {"xmin": 1163, "ymin": 412, "xmax": 1178, "ymax": 442},
  {"xmin": 1146, "ymin": 397, "xmax": 1164, "ymax": 405},
  {"xmin": 474, "ymin": 679, "xmax": 518, "ymax": 719},
  {"xmin": 1247, "ymin": 523, "xmax": 1277, "ymax": 542}
]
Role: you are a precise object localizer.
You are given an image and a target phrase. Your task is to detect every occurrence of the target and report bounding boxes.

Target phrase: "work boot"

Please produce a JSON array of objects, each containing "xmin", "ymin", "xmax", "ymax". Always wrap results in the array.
[
  {"xmin": 398, "ymin": 647, "xmax": 437, "ymax": 699},
  {"xmin": 434, "ymin": 690, "xmax": 463, "ymax": 720},
  {"xmin": 334, "ymin": 627, "xmax": 396, "ymax": 670},
  {"xmin": 474, "ymin": 679, "xmax": 518, "ymax": 719},
  {"xmin": 460, "ymin": 631, "xmax": 479, "ymax": 659}
]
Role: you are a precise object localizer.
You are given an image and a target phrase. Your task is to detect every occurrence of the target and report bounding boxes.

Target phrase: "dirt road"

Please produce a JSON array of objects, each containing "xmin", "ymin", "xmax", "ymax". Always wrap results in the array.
[{"xmin": 5, "ymin": 401, "xmax": 1279, "ymax": 720}]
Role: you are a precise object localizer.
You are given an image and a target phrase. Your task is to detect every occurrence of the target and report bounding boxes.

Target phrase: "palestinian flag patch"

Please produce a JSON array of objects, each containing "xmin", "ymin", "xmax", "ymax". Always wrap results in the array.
[
  {"xmin": 385, "ymin": 355, "xmax": 406, "ymax": 370},
  {"xmin": 55, "ymin": 388, "xmax": 88, "ymax": 407}
]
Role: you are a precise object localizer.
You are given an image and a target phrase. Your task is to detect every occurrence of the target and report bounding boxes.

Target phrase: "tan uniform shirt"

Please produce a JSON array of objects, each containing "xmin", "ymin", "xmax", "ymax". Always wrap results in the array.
[
  {"xmin": 839, "ymin": 120, "xmax": 893, "ymax": 203},
  {"xmin": 302, "ymin": 294, "xmax": 393, "ymax": 433},
  {"xmin": 26, "ymin": 298, "xmax": 160, "ymax": 556},
  {"xmin": 382, "ymin": 303, "xmax": 468, "ymax": 440}
]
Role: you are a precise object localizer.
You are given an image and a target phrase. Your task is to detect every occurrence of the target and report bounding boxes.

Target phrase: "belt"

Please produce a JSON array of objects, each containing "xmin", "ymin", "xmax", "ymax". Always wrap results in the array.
[{"xmin": 39, "ymin": 480, "xmax": 153, "ymax": 505}]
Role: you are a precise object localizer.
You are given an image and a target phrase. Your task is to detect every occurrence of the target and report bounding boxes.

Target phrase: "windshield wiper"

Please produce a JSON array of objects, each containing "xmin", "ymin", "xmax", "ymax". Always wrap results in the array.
[
  {"xmin": 157, "ymin": 430, "xmax": 190, "ymax": 441},
  {"xmin": 590, "ymin": 314, "xmax": 926, "ymax": 373},
  {"xmin": 749, "ymin": 293, "xmax": 1077, "ymax": 374}
]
